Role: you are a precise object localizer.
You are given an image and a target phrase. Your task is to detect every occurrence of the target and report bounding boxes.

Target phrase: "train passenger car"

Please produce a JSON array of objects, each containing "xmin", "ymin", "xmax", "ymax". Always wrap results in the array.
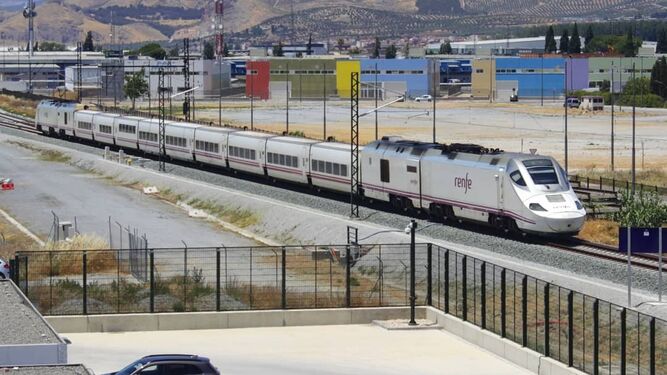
[
  {"xmin": 113, "ymin": 116, "xmax": 142, "ymax": 149},
  {"xmin": 35, "ymin": 100, "xmax": 78, "ymax": 136},
  {"xmin": 136, "ymin": 118, "xmax": 161, "ymax": 155},
  {"xmin": 164, "ymin": 122, "xmax": 199, "ymax": 161},
  {"xmin": 193, "ymin": 127, "xmax": 236, "ymax": 168},
  {"xmin": 226, "ymin": 131, "xmax": 275, "ymax": 175},
  {"xmin": 309, "ymin": 142, "xmax": 352, "ymax": 193},
  {"xmin": 361, "ymin": 137, "xmax": 431, "ymax": 210},
  {"xmin": 73, "ymin": 110, "xmax": 97, "ymax": 141},
  {"xmin": 91, "ymin": 113, "xmax": 120, "ymax": 146},
  {"xmin": 265, "ymin": 137, "xmax": 319, "ymax": 184}
]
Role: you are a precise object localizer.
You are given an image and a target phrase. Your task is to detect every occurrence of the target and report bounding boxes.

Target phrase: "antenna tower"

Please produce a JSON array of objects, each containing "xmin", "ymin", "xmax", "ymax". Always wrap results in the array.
[
  {"xmin": 214, "ymin": 0, "xmax": 225, "ymax": 58},
  {"xmin": 23, "ymin": 0, "xmax": 36, "ymax": 56},
  {"xmin": 183, "ymin": 38, "xmax": 192, "ymax": 121}
]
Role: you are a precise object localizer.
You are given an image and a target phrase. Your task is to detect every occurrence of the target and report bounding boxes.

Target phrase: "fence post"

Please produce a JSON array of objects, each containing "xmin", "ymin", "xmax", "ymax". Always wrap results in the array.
[
  {"xmin": 621, "ymin": 308, "xmax": 626, "ymax": 375},
  {"xmin": 281, "ymin": 247, "xmax": 286, "ymax": 309},
  {"xmin": 444, "ymin": 250, "xmax": 449, "ymax": 314},
  {"xmin": 462, "ymin": 255, "xmax": 467, "ymax": 322},
  {"xmin": 599, "ymin": 176, "xmax": 602, "ymax": 190},
  {"xmin": 650, "ymin": 317, "xmax": 656, "ymax": 375},
  {"xmin": 82, "ymin": 252, "xmax": 88, "ymax": 315},
  {"xmin": 149, "ymin": 251, "xmax": 154, "ymax": 313},
  {"xmin": 501, "ymin": 269, "xmax": 506, "ymax": 338},
  {"xmin": 544, "ymin": 283, "xmax": 550, "ymax": 357},
  {"xmin": 345, "ymin": 246, "xmax": 351, "ymax": 308},
  {"xmin": 522, "ymin": 275, "xmax": 528, "ymax": 347},
  {"xmin": 10, "ymin": 255, "xmax": 18, "ymax": 284},
  {"xmin": 427, "ymin": 244, "xmax": 432, "ymax": 306},
  {"xmin": 216, "ymin": 249, "xmax": 221, "ymax": 312},
  {"xmin": 481, "ymin": 262, "xmax": 486, "ymax": 329},
  {"xmin": 593, "ymin": 299, "xmax": 599, "ymax": 375},
  {"xmin": 568, "ymin": 291, "xmax": 574, "ymax": 367}
]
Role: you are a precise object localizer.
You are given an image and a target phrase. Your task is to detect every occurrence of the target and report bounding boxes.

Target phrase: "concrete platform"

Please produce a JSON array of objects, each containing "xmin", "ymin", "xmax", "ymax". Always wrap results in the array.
[{"xmin": 67, "ymin": 324, "xmax": 534, "ymax": 375}]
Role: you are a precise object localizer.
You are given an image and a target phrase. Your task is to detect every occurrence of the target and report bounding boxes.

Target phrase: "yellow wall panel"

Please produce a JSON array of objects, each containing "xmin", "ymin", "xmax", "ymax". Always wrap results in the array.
[{"xmin": 336, "ymin": 60, "xmax": 361, "ymax": 98}]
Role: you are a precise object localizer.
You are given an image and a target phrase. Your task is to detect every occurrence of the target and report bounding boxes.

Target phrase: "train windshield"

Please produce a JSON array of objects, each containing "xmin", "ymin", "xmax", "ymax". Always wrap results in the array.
[{"xmin": 522, "ymin": 159, "xmax": 559, "ymax": 185}]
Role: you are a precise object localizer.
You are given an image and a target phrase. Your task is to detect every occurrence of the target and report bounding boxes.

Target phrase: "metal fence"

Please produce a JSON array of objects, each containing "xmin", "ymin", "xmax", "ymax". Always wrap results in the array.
[
  {"xmin": 11, "ymin": 243, "xmax": 666, "ymax": 375},
  {"xmin": 569, "ymin": 174, "xmax": 667, "ymax": 197}
]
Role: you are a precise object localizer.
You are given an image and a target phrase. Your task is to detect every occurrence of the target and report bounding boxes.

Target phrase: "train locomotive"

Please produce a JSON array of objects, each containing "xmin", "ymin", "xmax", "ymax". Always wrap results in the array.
[{"xmin": 35, "ymin": 100, "xmax": 586, "ymax": 235}]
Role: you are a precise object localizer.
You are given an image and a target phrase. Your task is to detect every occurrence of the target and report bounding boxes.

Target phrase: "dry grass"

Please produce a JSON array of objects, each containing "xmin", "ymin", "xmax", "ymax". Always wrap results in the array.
[
  {"xmin": 577, "ymin": 219, "xmax": 619, "ymax": 246},
  {"xmin": 187, "ymin": 198, "xmax": 260, "ymax": 228},
  {"xmin": 0, "ymin": 94, "xmax": 37, "ymax": 118},
  {"xmin": 0, "ymin": 213, "xmax": 39, "ymax": 259},
  {"xmin": 575, "ymin": 168, "xmax": 667, "ymax": 189},
  {"xmin": 7, "ymin": 141, "xmax": 71, "ymax": 163},
  {"xmin": 27, "ymin": 234, "xmax": 117, "ymax": 279}
]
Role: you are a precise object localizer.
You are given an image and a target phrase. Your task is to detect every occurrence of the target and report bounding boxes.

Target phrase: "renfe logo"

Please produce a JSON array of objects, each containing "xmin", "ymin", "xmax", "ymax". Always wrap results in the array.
[{"xmin": 454, "ymin": 173, "xmax": 473, "ymax": 194}]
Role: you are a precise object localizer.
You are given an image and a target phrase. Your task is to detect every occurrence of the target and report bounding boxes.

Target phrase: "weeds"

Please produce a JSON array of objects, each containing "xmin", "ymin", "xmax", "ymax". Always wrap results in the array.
[{"xmin": 187, "ymin": 198, "xmax": 259, "ymax": 228}]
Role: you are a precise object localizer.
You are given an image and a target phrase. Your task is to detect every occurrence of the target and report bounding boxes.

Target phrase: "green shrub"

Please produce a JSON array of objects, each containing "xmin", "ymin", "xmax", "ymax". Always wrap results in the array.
[{"xmin": 614, "ymin": 190, "xmax": 667, "ymax": 227}]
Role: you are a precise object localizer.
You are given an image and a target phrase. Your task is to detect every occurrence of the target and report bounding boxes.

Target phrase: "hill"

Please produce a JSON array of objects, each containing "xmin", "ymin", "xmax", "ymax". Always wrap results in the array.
[{"xmin": 0, "ymin": 0, "xmax": 663, "ymax": 45}]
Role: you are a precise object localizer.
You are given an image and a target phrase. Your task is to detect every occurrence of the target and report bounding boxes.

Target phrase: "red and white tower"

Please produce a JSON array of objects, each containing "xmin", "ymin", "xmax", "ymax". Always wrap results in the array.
[{"xmin": 213, "ymin": 0, "xmax": 224, "ymax": 58}]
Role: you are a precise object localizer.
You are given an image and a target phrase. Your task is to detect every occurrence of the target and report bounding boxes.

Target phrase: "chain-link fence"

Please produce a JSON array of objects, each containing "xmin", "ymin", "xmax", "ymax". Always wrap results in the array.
[{"xmin": 11, "ymin": 243, "xmax": 665, "ymax": 375}]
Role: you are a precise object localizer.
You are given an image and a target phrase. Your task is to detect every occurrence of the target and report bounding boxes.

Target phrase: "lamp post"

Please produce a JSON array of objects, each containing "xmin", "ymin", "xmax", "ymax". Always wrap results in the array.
[
  {"xmin": 540, "ymin": 53, "xmax": 544, "ymax": 106},
  {"xmin": 564, "ymin": 58, "xmax": 569, "ymax": 173}
]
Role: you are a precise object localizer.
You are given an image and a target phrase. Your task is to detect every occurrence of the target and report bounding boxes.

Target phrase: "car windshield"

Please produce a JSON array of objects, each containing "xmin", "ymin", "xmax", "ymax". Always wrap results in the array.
[
  {"xmin": 116, "ymin": 360, "xmax": 148, "ymax": 375},
  {"xmin": 523, "ymin": 159, "xmax": 559, "ymax": 185}
]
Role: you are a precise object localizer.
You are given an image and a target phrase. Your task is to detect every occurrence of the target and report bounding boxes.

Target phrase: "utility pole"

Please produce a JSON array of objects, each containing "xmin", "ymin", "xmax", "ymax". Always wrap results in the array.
[
  {"xmin": 632, "ymin": 62, "xmax": 636, "ymax": 195},
  {"xmin": 408, "ymin": 219, "xmax": 417, "ymax": 326},
  {"xmin": 158, "ymin": 69, "xmax": 167, "ymax": 172},
  {"xmin": 323, "ymin": 62, "xmax": 327, "ymax": 140},
  {"xmin": 183, "ymin": 38, "xmax": 191, "ymax": 121},
  {"xmin": 611, "ymin": 62, "xmax": 615, "ymax": 171},
  {"xmin": 250, "ymin": 65, "xmax": 254, "ymax": 130},
  {"xmin": 540, "ymin": 53, "xmax": 544, "ymax": 106},
  {"xmin": 286, "ymin": 62, "xmax": 290, "ymax": 134},
  {"xmin": 77, "ymin": 42, "xmax": 82, "ymax": 103},
  {"xmin": 350, "ymin": 72, "xmax": 360, "ymax": 219},
  {"xmin": 564, "ymin": 58, "xmax": 569, "ymax": 173},
  {"xmin": 432, "ymin": 59, "xmax": 437, "ymax": 143},
  {"xmin": 375, "ymin": 62, "xmax": 378, "ymax": 140}
]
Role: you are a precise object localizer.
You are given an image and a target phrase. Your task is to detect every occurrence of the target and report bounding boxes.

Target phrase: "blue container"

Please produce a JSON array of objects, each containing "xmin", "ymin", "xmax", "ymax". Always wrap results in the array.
[{"xmin": 618, "ymin": 227, "xmax": 665, "ymax": 253}]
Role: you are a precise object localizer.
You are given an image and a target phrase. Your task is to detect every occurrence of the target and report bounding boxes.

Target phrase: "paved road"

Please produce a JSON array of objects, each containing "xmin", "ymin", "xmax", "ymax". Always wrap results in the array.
[
  {"xmin": 67, "ymin": 325, "xmax": 533, "ymax": 375},
  {"xmin": 0, "ymin": 137, "xmax": 256, "ymax": 249}
]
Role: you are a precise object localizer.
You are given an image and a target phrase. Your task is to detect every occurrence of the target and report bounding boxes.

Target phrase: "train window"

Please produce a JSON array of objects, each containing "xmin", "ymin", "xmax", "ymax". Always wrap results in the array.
[
  {"xmin": 279, "ymin": 154, "xmax": 285, "ymax": 165},
  {"xmin": 325, "ymin": 162, "xmax": 332, "ymax": 174},
  {"xmin": 268, "ymin": 153, "xmax": 274, "ymax": 163},
  {"xmin": 64, "ymin": 113, "xmax": 68, "ymax": 125},
  {"xmin": 341, "ymin": 165, "xmax": 347, "ymax": 177},
  {"xmin": 523, "ymin": 159, "xmax": 558, "ymax": 185},
  {"xmin": 490, "ymin": 158, "xmax": 500, "ymax": 165},
  {"xmin": 99, "ymin": 125, "xmax": 112, "ymax": 134},
  {"xmin": 333, "ymin": 164, "xmax": 340, "ymax": 175},
  {"xmin": 380, "ymin": 159, "xmax": 390, "ymax": 182},
  {"xmin": 251, "ymin": 150, "xmax": 256, "ymax": 160},
  {"xmin": 318, "ymin": 160, "xmax": 325, "ymax": 172},
  {"xmin": 559, "ymin": 167, "xmax": 570, "ymax": 188},
  {"xmin": 510, "ymin": 170, "xmax": 526, "ymax": 187},
  {"xmin": 407, "ymin": 165, "xmax": 417, "ymax": 173},
  {"xmin": 312, "ymin": 160, "xmax": 317, "ymax": 171}
]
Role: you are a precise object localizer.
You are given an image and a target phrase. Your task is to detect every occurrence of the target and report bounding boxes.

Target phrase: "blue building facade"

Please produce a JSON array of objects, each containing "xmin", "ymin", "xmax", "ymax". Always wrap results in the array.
[
  {"xmin": 440, "ymin": 59, "xmax": 472, "ymax": 83},
  {"xmin": 360, "ymin": 59, "xmax": 434, "ymax": 99},
  {"xmin": 495, "ymin": 57, "xmax": 565, "ymax": 98}
]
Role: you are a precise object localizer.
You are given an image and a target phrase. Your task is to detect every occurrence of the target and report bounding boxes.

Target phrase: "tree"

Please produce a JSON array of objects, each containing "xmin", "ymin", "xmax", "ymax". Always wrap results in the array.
[
  {"xmin": 307, "ymin": 33, "xmax": 313, "ymax": 56},
  {"xmin": 584, "ymin": 25, "xmax": 594, "ymax": 52},
  {"xmin": 385, "ymin": 44, "xmax": 397, "ymax": 59},
  {"xmin": 123, "ymin": 69, "xmax": 149, "ymax": 110},
  {"xmin": 439, "ymin": 41, "xmax": 452, "ymax": 54},
  {"xmin": 657, "ymin": 28, "xmax": 667, "ymax": 54},
  {"xmin": 372, "ymin": 37, "xmax": 381, "ymax": 58},
  {"xmin": 622, "ymin": 28, "xmax": 637, "ymax": 57},
  {"xmin": 203, "ymin": 41, "xmax": 215, "ymax": 59},
  {"xmin": 545, "ymin": 26, "xmax": 557, "ymax": 53},
  {"xmin": 559, "ymin": 29, "xmax": 569, "ymax": 54},
  {"xmin": 137, "ymin": 43, "xmax": 166, "ymax": 60},
  {"xmin": 569, "ymin": 23, "xmax": 581, "ymax": 53},
  {"xmin": 38, "ymin": 42, "xmax": 66, "ymax": 52},
  {"xmin": 82, "ymin": 31, "xmax": 94, "ymax": 52},
  {"xmin": 650, "ymin": 56, "xmax": 667, "ymax": 98},
  {"xmin": 403, "ymin": 42, "xmax": 410, "ymax": 57},
  {"xmin": 272, "ymin": 41, "xmax": 284, "ymax": 57},
  {"xmin": 168, "ymin": 47, "xmax": 179, "ymax": 57}
]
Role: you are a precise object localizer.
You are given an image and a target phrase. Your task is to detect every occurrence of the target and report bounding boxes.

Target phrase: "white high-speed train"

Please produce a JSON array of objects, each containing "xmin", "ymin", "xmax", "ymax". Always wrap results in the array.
[{"xmin": 34, "ymin": 100, "xmax": 586, "ymax": 235}]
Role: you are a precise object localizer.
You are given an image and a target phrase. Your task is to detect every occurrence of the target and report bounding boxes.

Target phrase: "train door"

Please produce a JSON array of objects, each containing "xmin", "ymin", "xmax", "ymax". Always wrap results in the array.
[{"xmin": 496, "ymin": 167, "xmax": 505, "ymax": 211}]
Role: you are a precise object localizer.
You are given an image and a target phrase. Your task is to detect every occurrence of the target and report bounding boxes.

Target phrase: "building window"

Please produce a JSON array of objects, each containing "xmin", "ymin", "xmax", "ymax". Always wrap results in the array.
[{"xmin": 476, "ymin": 69, "xmax": 484, "ymax": 73}]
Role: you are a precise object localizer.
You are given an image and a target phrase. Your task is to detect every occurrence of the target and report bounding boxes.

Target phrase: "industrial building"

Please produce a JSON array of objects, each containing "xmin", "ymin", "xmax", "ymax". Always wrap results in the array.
[
  {"xmin": 588, "ymin": 56, "xmax": 658, "ymax": 92},
  {"xmin": 359, "ymin": 58, "xmax": 438, "ymax": 99},
  {"xmin": 427, "ymin": 36, "xmax": 578, "ymax": 56}
]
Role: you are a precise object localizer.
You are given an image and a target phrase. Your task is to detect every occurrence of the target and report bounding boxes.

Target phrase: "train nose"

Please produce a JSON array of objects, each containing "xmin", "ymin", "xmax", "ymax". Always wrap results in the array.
[{"xmin": 545, "ymin": 212, "xmax": 586, "ymax": 233}]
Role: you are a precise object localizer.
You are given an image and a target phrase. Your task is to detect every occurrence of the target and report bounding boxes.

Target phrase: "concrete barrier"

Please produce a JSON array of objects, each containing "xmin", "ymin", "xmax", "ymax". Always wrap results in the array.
[
  {"xmin": 47, "ymin": 307, "xmax": 422, "ymax": 333},
  {"xmin": 424, "ymin": 307, "xmax": 586, "ymax": 375}
]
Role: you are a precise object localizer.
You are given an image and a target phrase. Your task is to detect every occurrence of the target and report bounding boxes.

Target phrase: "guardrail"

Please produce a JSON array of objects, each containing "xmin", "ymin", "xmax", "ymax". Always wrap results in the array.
[
  {"xmin": 11, "ymin": 243, "xmax": 666, "ymax": 375},
  {"xmin": 570, "ymin": 174, "xmax": 667, "ymax": 197}
]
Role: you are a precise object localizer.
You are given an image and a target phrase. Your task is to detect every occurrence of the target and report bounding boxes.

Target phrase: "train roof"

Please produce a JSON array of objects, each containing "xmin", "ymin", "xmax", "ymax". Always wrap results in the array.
[
  {"xmin": 229, "ymin": 131, "xmax": 276, "ymax": 139},
  {"xmin": 367, "ymin": 136, "xmax": 503, "ymax": 156},
  {"xmin": 268, "ymin": 136, "xmax": 320, "ymax": 145}
]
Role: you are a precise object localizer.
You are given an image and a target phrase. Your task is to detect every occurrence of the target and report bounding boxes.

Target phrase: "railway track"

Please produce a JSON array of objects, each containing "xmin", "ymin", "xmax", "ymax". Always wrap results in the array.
[
  {"xmin": 0, "ymin": 110, "xmax": 663, "ymax": 274},
  {"xmin": 0, "ymin": 111, "xmax": 40, "ymax": 134}
]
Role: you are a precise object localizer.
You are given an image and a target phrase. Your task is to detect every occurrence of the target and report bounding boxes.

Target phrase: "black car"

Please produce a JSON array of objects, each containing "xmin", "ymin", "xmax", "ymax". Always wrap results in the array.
[{"xmin": 104, "ymin": 354, "xmax": 220, "ymax": 375}]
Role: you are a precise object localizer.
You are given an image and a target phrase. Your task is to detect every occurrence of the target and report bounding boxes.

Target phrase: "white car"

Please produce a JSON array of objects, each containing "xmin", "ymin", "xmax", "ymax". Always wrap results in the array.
[
  {"xmin": 0, "ymin": 258, "xmax": 9, "ymax": 279},
  {"xmin": 414, "ymin": 95, "xmax": 433, "ymax": 102}
]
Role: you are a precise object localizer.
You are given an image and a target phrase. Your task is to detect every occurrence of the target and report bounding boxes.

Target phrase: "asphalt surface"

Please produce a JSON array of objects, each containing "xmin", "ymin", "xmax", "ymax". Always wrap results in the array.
[{"xmin": 67, "ymin": 325, "xmax": 533, "ymax": 375}]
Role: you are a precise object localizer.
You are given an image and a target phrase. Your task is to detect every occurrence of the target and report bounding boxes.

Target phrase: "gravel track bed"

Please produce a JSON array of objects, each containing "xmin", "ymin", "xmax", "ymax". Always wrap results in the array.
[
  {"xmin": 0, "ymin": 281, "xmax": 60, "ymax": 345},
  {"xmin": 1, "ymin": 126, "xmax": 664, "ymax": 313}
]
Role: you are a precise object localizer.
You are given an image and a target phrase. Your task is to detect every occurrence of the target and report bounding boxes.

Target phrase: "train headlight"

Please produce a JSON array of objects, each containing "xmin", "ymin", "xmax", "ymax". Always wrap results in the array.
[
  {"xmin": 529, "ymin": 203, "xmax": 548, "ymax": 212},
  {"xmin": 575, "ymin": 201, "xmax": 583, "ymax": 210}
]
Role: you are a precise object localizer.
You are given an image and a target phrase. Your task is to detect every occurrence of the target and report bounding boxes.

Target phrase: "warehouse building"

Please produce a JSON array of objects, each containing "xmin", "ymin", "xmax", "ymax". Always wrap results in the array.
[
  {"xmin": 265, "ymin": 58, "xmax": 338, "ymax": 100},
  {"xmin": 494, "ymin": 57, "xmax": 567, "ymax": 100},
  {"xmin": 359, "ymin": 58, "xmax": 437, "ymax": 100},
  {"xmin": 588, "ymin": 56, "xmax": 658, "ymax": 92}
]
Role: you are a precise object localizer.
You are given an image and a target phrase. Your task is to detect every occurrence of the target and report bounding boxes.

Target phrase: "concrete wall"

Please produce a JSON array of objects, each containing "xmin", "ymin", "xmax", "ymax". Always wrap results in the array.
[
  {"xmin": 336, "ymin": 60, "xmax": 361, "ymax": 99},
  {"xmin": 425, "ymin": 308, "xmax": 586, "ymax": 375},
  {"xmin": 471, "ymin": 59, "xmax": 495, "ymax": 98},
  {"xmin": 47, "ymin": 307, "xmax": 424, "ymax": 333}
]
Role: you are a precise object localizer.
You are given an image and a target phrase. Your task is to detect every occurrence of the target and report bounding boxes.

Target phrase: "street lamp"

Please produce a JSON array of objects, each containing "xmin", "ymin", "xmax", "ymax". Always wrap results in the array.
[{"xmin": 354, "ymin": 221, "xmax": 437, "ymax": 326}]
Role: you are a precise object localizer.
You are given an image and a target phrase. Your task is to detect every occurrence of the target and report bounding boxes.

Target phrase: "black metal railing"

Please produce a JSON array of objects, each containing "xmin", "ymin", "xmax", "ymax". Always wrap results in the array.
[
  {"xmin": 569, "ymin": 174, "xmax": 667, "ymax": 197},
  {"xmin": 12, "ymin": 243, "xmax": 666, "ymax": 375}
]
